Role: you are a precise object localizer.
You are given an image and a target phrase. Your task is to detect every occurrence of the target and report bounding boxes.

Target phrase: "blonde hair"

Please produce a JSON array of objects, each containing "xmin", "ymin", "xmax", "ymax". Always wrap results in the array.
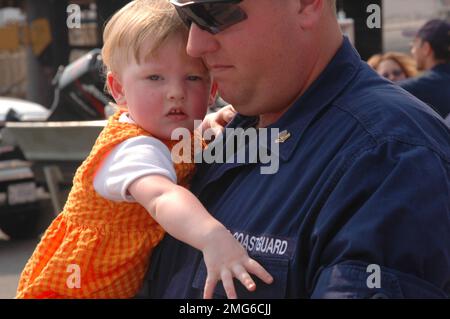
[
  {"xmin": 367, "ymin": 52, "xmax": 418, "ymax": 78},
  {"xmin": 102, "ymin": 0, "xmax": 187, "ymax": 75}
]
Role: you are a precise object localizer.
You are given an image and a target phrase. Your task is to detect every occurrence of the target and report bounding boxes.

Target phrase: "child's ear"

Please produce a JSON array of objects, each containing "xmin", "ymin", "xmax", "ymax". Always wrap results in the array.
[
  {"xmin": 208, "ymin": 81, "xmax": 219, "ymax": 105},
  {"xmin": 107, "ymin": 72, "xmax": 126, "ymax": 105}
]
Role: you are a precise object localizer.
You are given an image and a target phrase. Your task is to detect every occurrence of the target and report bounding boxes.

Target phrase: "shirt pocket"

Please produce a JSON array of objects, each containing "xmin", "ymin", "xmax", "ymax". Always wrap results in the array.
[{"xmin": 192, "ymin": 255, "xmax": 289, "ymax": 299}]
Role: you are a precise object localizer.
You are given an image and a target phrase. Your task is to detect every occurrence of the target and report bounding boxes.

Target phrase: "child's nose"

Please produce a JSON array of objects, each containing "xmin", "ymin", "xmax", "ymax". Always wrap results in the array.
[{"xmin": 167, "ymin": 84, "xmax": 185, "ymax": 101}]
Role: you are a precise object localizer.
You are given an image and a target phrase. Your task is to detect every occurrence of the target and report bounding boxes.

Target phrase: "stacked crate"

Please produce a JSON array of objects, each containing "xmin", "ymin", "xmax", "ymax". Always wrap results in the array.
[
  {"xmin": 0, "ymin": 7, "xmax": 26, "ymax": 98},
  {"xmin": 0, "ymin": 47, "xmax": 26, "ymax": 98}
]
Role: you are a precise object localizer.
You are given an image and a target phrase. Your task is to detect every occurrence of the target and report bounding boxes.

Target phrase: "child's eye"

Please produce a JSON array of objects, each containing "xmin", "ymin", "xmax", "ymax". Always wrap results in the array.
[
  {"xmin": 147, "ymin": 75, "xmax": 161, "ymax": 81},
  {"xmin": 187, "ymin": 75, "xmax": 202, "ymax": 81}
]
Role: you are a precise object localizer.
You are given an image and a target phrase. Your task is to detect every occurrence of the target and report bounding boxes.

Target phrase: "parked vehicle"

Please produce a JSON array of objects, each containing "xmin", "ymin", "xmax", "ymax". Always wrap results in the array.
[
  {"xmin": 0, "ymin": 97, "xmax": 49, "ymax": 122},
  {"xmin": 48, "ymin": 49, "xmax": 110, "ymax": 121},
  {"xmin": 0, "ymin": 98, "xmax": 50, "ymax": 239},
  {"xmin": 0, "ymin": 49, "xmax": 110, "ymax": 239}
]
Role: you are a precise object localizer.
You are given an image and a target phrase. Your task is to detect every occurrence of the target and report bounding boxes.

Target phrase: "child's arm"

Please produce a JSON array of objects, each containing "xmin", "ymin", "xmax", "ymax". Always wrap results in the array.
[{"xmin": 129, "ymin": 174, "xmax": 273, "ymax": 299}]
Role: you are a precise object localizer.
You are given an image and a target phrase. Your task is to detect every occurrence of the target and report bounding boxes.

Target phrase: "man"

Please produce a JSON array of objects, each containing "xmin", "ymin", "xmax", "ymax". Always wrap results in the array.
[
  {"xmin": 400, "ymin": 19, "xmax": 450, "ymax": 118},
  {"xmin": 141, "ymin": 0, "xmax": 450, "ymax": 298}
]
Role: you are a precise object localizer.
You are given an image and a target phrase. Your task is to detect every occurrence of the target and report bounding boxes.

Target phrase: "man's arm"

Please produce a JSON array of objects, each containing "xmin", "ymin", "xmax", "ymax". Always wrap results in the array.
[{"xmin": 309, "ymin": 141, "xmax": 450, "ymax": 298}]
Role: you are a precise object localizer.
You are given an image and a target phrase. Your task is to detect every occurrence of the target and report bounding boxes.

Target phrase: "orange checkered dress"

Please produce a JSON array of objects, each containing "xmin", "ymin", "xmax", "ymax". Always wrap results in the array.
[{"xmin": 16, "ymin": 110, "xmax": 196, "ymax": 299}]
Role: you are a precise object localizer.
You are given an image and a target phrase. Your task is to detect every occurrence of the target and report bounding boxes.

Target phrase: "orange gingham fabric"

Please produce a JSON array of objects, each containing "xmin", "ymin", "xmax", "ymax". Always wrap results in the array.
[{"xmin": 16, "ymin": 109, "xmax": 196, "ymax": 298}]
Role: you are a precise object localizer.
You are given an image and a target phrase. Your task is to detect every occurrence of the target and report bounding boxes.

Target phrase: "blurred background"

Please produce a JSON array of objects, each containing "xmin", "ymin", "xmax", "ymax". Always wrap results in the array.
[{"xmin": 0, "ymin": 0, "xmax": 449, "ymax": 299}]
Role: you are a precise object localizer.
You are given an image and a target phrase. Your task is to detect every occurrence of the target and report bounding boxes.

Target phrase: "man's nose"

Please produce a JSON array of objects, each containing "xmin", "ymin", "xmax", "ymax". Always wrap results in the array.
[{"xmin": 187, "ymin": 24, "xmax": 219, "ymax": 58}]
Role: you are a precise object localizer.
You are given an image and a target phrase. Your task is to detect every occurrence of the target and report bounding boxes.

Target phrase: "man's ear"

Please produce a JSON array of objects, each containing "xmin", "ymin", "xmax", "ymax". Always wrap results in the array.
[
  {"xmin": 297, "ymin": 0, "xmax": 325, "ymax": 29},
  {"xmin": 422, "ymin": 41, "xmax": 433, "ymax": 58},
  {"xmin": 107, "ymin": 72, "xmax": 126, "ymax": 105},
  {"xmin": 208, "ymin": 81, "xmax": 219, "ymax": 106}
]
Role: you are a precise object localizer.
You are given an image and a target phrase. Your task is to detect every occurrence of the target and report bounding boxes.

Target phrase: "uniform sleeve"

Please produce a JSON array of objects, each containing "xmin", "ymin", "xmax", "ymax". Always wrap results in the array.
[
  {"xmin": 309, "ymin": 141, "xmax": 450, "ymax": 298},
  {"xmin": 398, "ymin": 78, "xmax": 416, "ymax": 92},
  {"xmin": 445, "ymin": 115, "xmax": 450, "ymax": 127},
  {"xmin": 93, "ymin": 136, "xmax": 177, "ymax": 202}
]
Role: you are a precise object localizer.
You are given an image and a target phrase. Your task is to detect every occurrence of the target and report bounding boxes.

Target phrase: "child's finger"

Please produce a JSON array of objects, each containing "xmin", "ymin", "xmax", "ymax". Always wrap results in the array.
[
  {"xmin": 245, "ymin": 258, "xmax": 274, "ymax": 284},
  {"xmin": 223, "ymin": 108, "xmax": 237, "ymax": 122},
  {"xmin": 232, "ymin": 264, "xmax": 256, "ymax": 292},
  {"xmin": 210, "ymin": 127, "xmax": 223, "ymax": 139},
  {"xmin": 203, "ymin": 274, "xmax": 219, "ymax": 299},
  {"xmin": 221, "ymin": 269, "xmax": 237, "ymax": 299}
]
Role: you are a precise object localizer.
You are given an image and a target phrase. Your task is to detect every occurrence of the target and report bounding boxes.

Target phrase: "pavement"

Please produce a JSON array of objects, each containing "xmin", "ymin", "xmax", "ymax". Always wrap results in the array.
[{"xmin": 0, "ymin": 230, "xmax": 39, "ymax": 299}]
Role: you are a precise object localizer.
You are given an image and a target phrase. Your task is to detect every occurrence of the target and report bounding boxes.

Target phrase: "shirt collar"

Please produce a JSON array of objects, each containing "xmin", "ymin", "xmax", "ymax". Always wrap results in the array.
[
  {"xmin": 228, "ymin": 37, "xmax": 361, "ymax": 162},
  {"xmin": 431, "ymin": 63, "xmax": 450, "ymax": 74}
]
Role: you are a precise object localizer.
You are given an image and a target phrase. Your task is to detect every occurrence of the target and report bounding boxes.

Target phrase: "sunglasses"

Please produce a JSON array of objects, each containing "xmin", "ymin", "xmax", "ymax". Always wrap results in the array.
[
  {"xmin": 381, "ymin": 69, "xmax": 405, "ymax": 79},
  {"xmin": 170, "ymin": 0, "xmax": 247, "ymax": 34}
]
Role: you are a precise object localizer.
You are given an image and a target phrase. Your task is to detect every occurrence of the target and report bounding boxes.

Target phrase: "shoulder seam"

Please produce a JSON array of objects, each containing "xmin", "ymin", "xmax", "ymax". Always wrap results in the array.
[
  {"xmin": 331, "ymin": 103, "xmax": 450, "ymax": 163},
  {"xmin": 322, "ymin": 136, "xmax": 450, "ymax": 207}
]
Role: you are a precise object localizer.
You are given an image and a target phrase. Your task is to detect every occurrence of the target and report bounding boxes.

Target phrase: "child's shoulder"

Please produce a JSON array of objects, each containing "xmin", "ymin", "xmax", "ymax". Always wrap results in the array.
[{"xmin": 104, "ymin": 111, "xmax": 151, "ymax": 138}]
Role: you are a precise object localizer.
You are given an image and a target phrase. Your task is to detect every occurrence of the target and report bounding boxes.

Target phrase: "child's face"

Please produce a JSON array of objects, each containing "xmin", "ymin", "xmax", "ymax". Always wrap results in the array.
[{"xmin": 108, "ymin": 34, "xmax": 213, "ymax": 140}]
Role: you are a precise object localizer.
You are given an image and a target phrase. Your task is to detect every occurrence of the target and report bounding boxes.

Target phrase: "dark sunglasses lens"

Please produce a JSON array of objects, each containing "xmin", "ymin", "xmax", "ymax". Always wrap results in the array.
[
  {"xmin": 174, "ymin": 6, "xmax": 192, "ymax": 28},
  {"xmin": 382, "ymin": 69, "xmax": 404, "ymax": 78},
  {"xmin": 201, "ymin": 3, "xmax": 246, "ymax": 30},
  {"xmin": 178, "ymin": 2, "xmax": 247, "ymax": 34}
]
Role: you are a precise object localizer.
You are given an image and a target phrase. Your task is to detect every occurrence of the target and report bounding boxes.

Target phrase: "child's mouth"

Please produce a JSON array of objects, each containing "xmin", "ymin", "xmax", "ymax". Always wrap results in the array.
[{"xmin": 167, "ymin": 108, "xmax": 188, "ymax": 121}]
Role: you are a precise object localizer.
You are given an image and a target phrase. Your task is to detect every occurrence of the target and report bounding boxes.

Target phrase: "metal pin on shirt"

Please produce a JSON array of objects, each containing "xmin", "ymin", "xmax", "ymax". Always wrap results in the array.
[{"xmin": 275, "ymin": 130, "xmax": 291, "ymax": 144}]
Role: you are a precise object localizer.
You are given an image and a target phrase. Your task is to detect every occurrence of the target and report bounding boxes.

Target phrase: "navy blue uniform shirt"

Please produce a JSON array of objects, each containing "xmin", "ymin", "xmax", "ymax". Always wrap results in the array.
[
  {"xmin": 400, "ymin": 63, "xmax": 450, "ymax": 118},
  {"xmin": 141, "ymin": 38, "xmax": 450, "ymax": 299}
]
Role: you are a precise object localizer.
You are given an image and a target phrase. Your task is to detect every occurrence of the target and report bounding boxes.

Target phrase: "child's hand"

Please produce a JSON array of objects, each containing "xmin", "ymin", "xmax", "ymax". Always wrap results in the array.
[
  {"xmin": 201, "ymin": 228, "xmax": 273, "ymax": 299},
  {"xmin": 199, "ymin": 105, "xmax": 237, "ymax": 140}
]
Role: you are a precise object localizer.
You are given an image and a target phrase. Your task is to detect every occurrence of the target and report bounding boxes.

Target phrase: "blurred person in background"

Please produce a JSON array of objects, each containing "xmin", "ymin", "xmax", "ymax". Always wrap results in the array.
[
  {"xmin": 400, "ymin": 19, "xmax": 450, "ymax": 118},
  {"xmin": 367, "ymin": 52, "xmax": 418, "ymax": 82}
]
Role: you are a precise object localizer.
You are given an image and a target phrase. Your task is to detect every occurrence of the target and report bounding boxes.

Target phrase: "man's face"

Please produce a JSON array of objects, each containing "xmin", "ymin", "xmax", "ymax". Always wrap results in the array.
[
  {"xmin": 184, "ymin": 0, "xmax": 313, "ymax": 118},
  {"xmin": 411, "ymin": 37, "xmax": 427, "ymax": 71}
]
